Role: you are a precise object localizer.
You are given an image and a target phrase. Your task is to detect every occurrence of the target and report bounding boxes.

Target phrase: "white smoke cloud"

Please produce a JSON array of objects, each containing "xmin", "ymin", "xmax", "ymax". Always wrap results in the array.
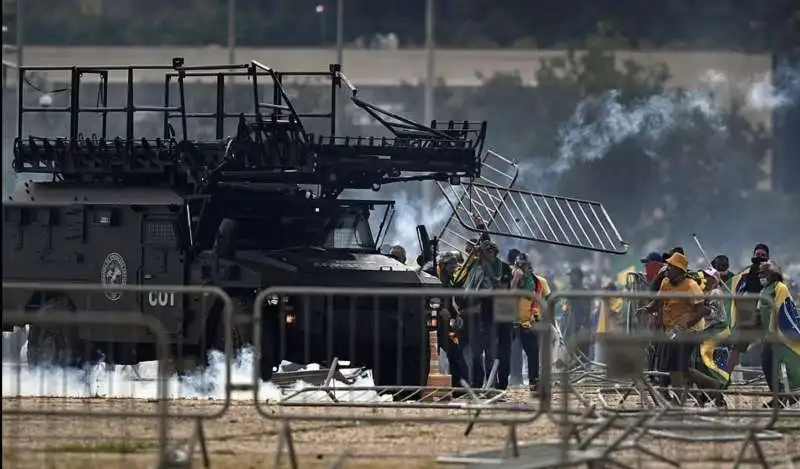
[
  {"xmin": 549, "ymin": 65, "xmax": 800, "ymax": 174},
  {"xmin": 551, "ymin": 89, "xmax": 726, "ymax": 173},
  {"xmin": 701, "ymin": 67, "xmax": 800, "ymax": 111},
  {"xmin": 2, "ymin": 343, "xmax": 383, "ymax": 402},
  {"xmin": 383, "ymin": 186, "xmax": 453, "ymax": 263}
]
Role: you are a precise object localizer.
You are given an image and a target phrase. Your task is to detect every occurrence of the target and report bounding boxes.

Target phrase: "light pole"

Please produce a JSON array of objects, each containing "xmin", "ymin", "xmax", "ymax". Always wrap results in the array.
[
  {"xmin": 422, "ymin": 0, "xmax": 436, "ymax": 207},
  {"xmin": 335, "ymin": 0, "xmax": 344, "ymax": 135},
  {"xmin": 227, "ymin": 0, "xmax": 236, "ymax": 64},
  {"xmin": 15, "ymin": 0, "xmax": 23, "ymax": 67}
]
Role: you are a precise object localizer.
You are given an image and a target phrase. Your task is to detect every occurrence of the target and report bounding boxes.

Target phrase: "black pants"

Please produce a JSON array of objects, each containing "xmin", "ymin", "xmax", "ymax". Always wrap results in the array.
[
  {"xmin": 518, "ymin": 328, "xmax": 540, "ymax": 385},
  {"xmin": 461, "ymin": 310, "xmax": 512, "ymax": 390},
  {"xmin": 439, "ymin": 326, "xmax": 469, "ymax": 388},
  {"xmin": 509, "ymin": 336, "xmax": 524, "ymax": 386},
  {"xmin": 762, "ymin": 345, "xmax": 776, "ymax": 392}
]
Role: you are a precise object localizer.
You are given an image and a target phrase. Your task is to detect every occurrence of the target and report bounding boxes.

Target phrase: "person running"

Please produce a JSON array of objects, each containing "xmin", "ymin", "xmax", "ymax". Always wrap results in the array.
[{"xmin": 510, "ymin": 252, "xmax": 551, "ymax": 395}]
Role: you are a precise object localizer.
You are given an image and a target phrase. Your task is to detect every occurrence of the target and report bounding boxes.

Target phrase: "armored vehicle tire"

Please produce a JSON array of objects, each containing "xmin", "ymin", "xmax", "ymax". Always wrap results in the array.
[{"xmin": 26, "ymin": 302, "xmax": 83, "ymax": 368}]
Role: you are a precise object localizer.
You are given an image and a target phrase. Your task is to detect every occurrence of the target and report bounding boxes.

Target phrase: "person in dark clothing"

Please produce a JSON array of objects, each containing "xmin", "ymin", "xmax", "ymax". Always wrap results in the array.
[
  {"xmin": 388, "ymin": 245, "xmax": 407, "ymax": 264},
  {"xmin": 564, "ymin": 267, "xmax": 594, "ymax": 361},
  {"xmin": 726, "ymin": 244, "xmax": 772, "ymax": 378},
  {"xmin": 454, "ymin": 240, "xmax": 513, "ymax": 390},
  {"xmin": 507, "ymin": 248, "xmax": 525, "ymax": 386},
  {"xmin": 711, "ymin": 255, "xmax": 733, "ymax": 283},
  {"xmin": 424, "ymin": 251, "xmax": 469, "ymax": 388}
]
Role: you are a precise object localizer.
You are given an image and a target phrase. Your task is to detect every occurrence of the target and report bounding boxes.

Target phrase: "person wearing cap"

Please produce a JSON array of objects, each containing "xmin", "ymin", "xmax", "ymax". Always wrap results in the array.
[
  {"xmin": 711, "ymin": 255, "xmax": 733, "ymax": 283},
  {"xmin": 649, "ymin": 247, "xmax": 686, "ymax": 292},
  {"xmin": 638, "ymin": 252, "xmax": 710, "ymax": 397},
  {"xmin": 641, "ymin": 251, "xmax": 665, "ymax": 286},
  {"xmin": 755, "ymin": 260, "xmax": 800, "ymax": 407},
  {"xmin": 509, "ymin": 252, "xmax": 551, "ymax": 394}
]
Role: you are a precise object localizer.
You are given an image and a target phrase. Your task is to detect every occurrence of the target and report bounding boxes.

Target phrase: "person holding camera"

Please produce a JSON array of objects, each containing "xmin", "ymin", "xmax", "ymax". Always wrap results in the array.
[
  {"xmin": 454, "ymin": 235, "xmax": 513, "ymax": 390},
  {"xmin": 423, "ymin": 250, "xmax": 469, "ymax": 388}
]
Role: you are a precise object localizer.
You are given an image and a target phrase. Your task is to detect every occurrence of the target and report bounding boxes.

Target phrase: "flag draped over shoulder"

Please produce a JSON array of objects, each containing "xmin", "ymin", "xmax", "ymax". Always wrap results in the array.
[
  {"xmin": 726, "ymin": 269, "xmax": 752, "ymax": 330},
  {"xmin": 772, "ymin": 283, "xmax": 800, "ymax": 355}
]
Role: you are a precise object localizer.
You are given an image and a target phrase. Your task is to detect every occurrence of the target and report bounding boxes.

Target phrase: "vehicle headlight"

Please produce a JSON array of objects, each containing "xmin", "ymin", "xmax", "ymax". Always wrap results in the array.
[
  {"xmin": 429, "ymin": 297, "xmax": 442, "ymax": 310},
  {"xmin": 267, "ymin": 295, "xmax": 280, "ymax": 306}
]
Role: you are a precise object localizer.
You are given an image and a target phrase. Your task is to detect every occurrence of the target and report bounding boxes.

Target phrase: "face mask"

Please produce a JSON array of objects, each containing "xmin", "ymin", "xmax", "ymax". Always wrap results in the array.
[
  {"xmin": 752, "ymin": 256, "xmax": 767, "ymax": 265},
  {"xmin": 759, "ymin": 278, "xmax": 769, "ymax": 287},
  {"xmin": 644, "ymin": 262, "xmax": 661, "ymax": 283}
]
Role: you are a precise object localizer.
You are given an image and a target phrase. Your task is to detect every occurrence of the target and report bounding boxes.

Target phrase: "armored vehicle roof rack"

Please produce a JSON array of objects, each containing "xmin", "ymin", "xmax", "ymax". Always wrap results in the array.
[{"xmin": 13, "ymin": 59, "xmax": 486, "ymax": 197}]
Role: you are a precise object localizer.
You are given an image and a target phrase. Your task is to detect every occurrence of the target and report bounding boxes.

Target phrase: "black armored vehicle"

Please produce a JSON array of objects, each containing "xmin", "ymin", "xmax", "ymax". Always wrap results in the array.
[
  {"xmin": 3, "ymin": 58, "xmax": 629, "ymax": 388},
  {"xmin": 2, "ymin": 59, "xmax": 492, "ymax": 387}
]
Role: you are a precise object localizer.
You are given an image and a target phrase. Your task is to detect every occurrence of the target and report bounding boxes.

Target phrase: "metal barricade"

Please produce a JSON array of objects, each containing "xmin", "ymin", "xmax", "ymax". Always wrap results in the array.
[
  {"xmin": 537, "ymin": 290, "xmax": 799, "ymax": 469},
  {"xmin": 2, "ymin": 282, "xmax": 237, "ymax": 420},
  {"xmin": 1, "ymin": 309, "xmax": 172, "ymax": 469},
  {"xmin": 252, "ymin": 287, "xmax": 553, "ymax": 466}
]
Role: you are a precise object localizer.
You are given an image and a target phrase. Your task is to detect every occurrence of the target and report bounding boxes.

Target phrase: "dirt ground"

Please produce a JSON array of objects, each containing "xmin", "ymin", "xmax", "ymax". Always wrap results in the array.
[{"xmin": 2, "ymin": 391, "xmax": 798, "ymax": 469}]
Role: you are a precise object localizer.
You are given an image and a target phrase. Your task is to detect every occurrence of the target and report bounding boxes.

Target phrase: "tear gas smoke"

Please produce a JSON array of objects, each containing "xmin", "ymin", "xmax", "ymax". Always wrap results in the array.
[
  {"xmin": 350, "ymin": 184, "xmax": 453, "ymax": 263},
  {"xmin": 1, "ymin": 343, "xmax": 385, "ymax": 402},
  {"xmin": 550, "ymin": 66, "xmax": 800, "ymax": 174},
  {"xmin": 386, "ymin": 188, "xmax": 453, "ymax": 261}
]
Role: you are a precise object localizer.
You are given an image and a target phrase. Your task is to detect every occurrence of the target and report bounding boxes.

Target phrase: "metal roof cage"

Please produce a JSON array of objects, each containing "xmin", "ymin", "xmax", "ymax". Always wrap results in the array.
[{"xmin": 12, "ymin": 58, "xmax": 487, "ymax": 197}]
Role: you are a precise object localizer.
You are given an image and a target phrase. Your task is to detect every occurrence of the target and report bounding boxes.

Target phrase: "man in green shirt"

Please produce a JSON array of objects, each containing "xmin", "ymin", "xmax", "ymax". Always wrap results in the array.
[{"xmin": 455, "ymin": 239, "xmax": 513, "ymax": 390}]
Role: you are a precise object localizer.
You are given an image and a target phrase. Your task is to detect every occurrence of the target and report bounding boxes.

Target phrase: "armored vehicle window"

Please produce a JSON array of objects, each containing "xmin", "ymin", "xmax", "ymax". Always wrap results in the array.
[
  {"xmin": 323, "ymin": 214, "xmax": 375, "ymax": 250},
  {"xmin": 145, "ymin": 219, "xmax": 178, "ymax": 246}
]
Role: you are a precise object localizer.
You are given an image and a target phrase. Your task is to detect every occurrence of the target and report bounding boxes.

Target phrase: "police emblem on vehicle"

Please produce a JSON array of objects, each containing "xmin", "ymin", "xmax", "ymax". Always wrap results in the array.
[{"xmin": 101, "ymin": 252, "xmax": 128, "ymax": 301}]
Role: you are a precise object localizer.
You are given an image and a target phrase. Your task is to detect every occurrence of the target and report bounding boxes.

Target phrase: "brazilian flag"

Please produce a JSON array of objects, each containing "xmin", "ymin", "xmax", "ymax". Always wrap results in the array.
[{"xmin": 772, "ymin": 283, "xmax": 800, "ymax": 354}]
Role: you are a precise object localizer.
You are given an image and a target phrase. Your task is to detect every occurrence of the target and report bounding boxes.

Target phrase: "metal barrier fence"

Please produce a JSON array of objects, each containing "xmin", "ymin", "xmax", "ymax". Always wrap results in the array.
[
  {"xmin": 2, "ymin": 308, "xmax": 172, "ymax": 468},
  {"xmin": 1, "ymin": 282, "xmax": 237, "ymax": 469},
  {"xmin": 3, "ymin": 282, "xmax": 799, "ymax": 468}
]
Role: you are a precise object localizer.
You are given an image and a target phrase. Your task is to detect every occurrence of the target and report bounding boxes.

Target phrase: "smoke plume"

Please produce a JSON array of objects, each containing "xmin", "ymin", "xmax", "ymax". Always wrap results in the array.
[{"xmin": 550, "ymin": 65, "xmax": 800, "ymax": 174}]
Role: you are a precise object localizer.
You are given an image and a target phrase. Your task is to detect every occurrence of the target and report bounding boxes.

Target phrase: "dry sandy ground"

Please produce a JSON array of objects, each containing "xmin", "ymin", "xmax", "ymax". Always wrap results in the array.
[{"xmin": 2, "ymin": 391, "xmax": 799, "ymax": 469}]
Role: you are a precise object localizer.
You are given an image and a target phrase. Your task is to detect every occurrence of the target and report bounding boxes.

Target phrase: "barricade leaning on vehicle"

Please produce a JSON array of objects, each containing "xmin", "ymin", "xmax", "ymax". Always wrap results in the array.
[{"xmin": 1, "ymin": 308, "xmax": 172, "ymax": 469}]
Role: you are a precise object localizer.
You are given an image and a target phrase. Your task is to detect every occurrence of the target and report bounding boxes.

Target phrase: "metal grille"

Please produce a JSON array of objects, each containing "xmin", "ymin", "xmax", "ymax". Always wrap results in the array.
[
  {"xmin": 436, "ymin": 150, "xmax": 519, "ymax": 253},
  {"xmin": 145, "ymin": 220, "xmax": 177, "ymax": 245},
  {"xmin": 437, "ymin": 150, "xmax": 628, "ymax": 255},
  {"xmin": 325, "ymin": 227, "xmax": 373, "ymax": 250}
]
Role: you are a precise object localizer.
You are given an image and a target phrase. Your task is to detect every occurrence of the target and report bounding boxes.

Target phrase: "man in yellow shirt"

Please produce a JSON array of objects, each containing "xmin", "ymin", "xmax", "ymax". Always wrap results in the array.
[
  {"xmin": 510, "ymin": 252, "xmax": 551, "ymax": 395},
  {"xmin": 638, "ymin": 252, "xmax": 710, "ymax": 393}
]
